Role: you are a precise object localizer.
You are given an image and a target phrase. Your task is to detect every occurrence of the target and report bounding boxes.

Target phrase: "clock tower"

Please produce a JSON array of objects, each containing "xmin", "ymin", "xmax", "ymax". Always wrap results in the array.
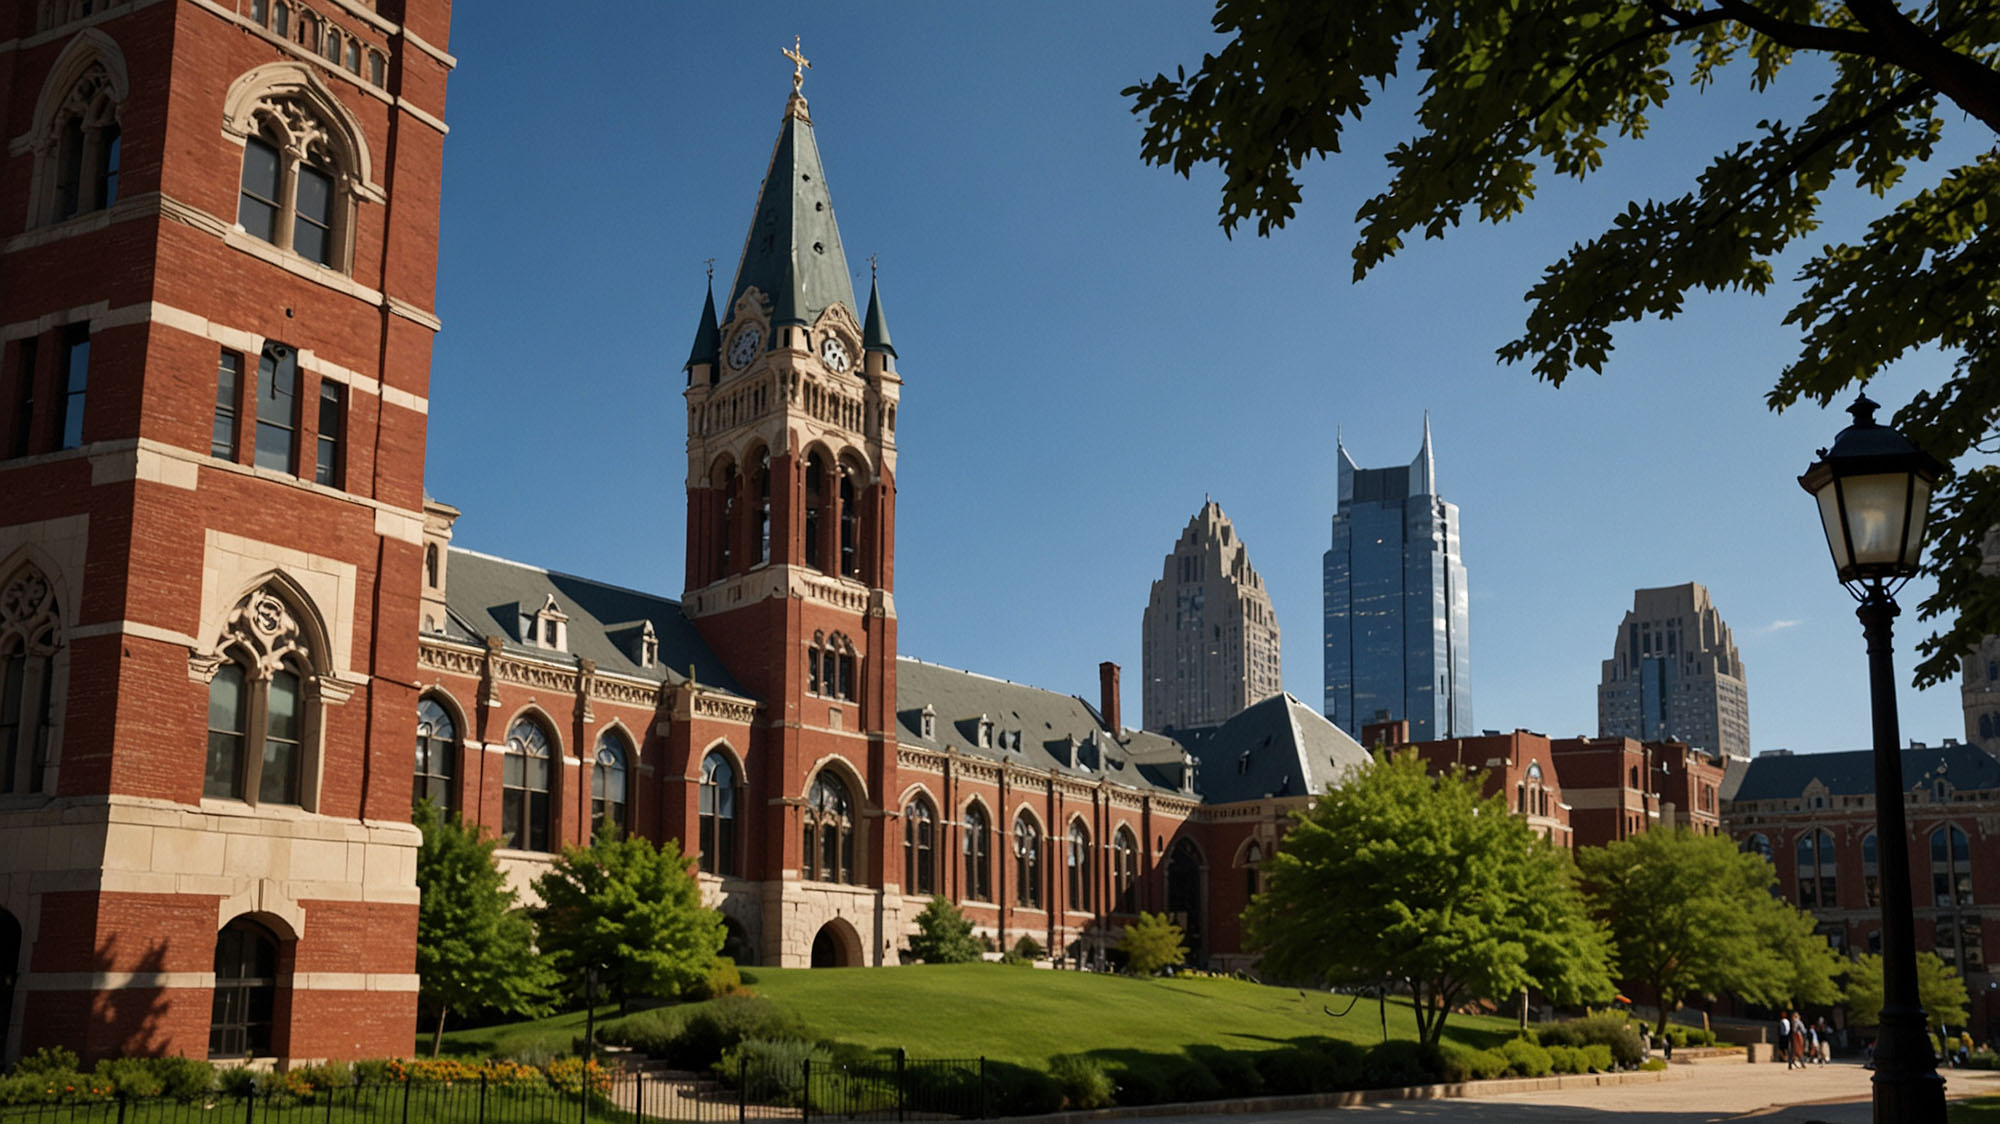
[{"xmin": 681, "ymin": 56, "xmax": 906, "ymax": 964}]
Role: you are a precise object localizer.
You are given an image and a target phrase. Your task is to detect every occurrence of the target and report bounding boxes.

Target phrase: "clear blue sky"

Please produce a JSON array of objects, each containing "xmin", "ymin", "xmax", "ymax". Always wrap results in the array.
[{"xmin": 424, "ymin": 3, "xmax": 1989, "ymax": 756}]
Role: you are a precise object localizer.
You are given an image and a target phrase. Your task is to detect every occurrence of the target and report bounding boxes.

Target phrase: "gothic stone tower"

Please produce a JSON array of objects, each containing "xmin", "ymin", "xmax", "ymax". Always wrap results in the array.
[
  {"xmin": 0, "ymin": 0, "xmax": 452, "ymax": 1063},
  {"xmin": 681, "ymin": 69, "xmax": 906, "ymax": 966}
]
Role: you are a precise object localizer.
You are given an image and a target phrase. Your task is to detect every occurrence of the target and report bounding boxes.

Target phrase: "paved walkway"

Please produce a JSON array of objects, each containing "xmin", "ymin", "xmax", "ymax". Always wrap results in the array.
[{"xmin": 1129, "ymin": 1061, "xmax": 2000, "ymax": 1123}]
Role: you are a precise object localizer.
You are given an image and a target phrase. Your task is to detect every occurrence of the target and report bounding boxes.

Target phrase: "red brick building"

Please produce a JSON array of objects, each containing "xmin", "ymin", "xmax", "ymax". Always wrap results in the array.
[
  {"xmin": 1723, "ymin": 745, "xmax": 1999, "ymax": 1041},
  {"xmin": 1547, "ymin": 736, "xmax": 1726, "ymax": 850},
  {"xmin": 0, "ymin": 0, "xmax": 452, "ymax": 1064},
  {"xmin": 1399, "ymin": 729, "xmax": 1574, "ymax": 849}
]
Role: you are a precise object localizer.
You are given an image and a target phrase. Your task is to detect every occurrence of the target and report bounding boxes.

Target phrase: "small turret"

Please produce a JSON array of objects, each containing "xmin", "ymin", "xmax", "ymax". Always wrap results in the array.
[
  {"xmin": 685, "ymin": 280, "xmax": 720, "ymax": 386},
  {"xmin": 863, "ymin": 274, "xmax": 895, "ymax": 360}
]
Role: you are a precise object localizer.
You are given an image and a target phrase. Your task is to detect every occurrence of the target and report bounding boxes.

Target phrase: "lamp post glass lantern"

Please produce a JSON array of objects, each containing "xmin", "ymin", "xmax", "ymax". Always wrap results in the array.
[{"xmin": 1797, "ymin": 392, "xmax": 1947, "ymax": 1123}]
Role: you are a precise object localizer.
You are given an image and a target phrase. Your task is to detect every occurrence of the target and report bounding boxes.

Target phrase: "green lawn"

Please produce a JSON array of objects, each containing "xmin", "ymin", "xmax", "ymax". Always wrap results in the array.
[
  {"xmin": 440, "ymin": 964, "xmax": 1522, "ymax": 1068},
  {"xmin": 1953, "ymin": 1095, "xmax": 2000, "ymax": 1122},
  {"xmin": 430, "ymin": 1004, "xmax": 619, "ymax": 1059}
]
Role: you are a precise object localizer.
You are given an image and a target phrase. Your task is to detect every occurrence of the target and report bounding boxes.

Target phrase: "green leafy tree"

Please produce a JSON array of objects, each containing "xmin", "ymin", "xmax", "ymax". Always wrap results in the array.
[
  {"xmin": 1842, "ymin": 950, "xmax": 1971, "ymax": 1028},
  {"xmin": 906, "ymin": 895, "xmax": 984, "ymax": 964},
  {"xmin": 1577, "ymin": 829, "xmax": 1841, "ymax": 1035},
  {"xmin": 532, "ymin": 833, "xmax": 725, "ymax": 1012},
  {"xmin": 1128, "ymin": 2, "xmax": 2000, "ymax": 685},
  {"xmin": 414, "ymin": 801, "xmax": 557, "ymax": 1055},
  {"xmin": 1245, "ymin": 750, "xmax": 1615, "ymax": 1046},
  {"xmin": 1118, "ymin": 911, "xmax": 1189, "ymax": 976}
]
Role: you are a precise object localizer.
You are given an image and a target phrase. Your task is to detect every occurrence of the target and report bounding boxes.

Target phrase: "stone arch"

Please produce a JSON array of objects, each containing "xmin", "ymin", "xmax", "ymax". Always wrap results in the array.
[
  {"xmin": 810, "ymin": 917, "xmax": 862, "ymax": 969},
  {"xmin": 210, "ymin": 912, "xmax": 292, "ymax": 1059},
  {"xmin": 25, "ymin": 28, "xmax": 128, "ymax": 150},
  {"xmin": 896, "ymin": 780, "xmax": 938, "ymax": 810},
  {"xmin": 501, "ymin": 703, "xmax": 565, "ymax": 758},
  {"xmin": 802, "ymin": 753, "xmax": 868, "ymax": 804},
  {"xmin": 220, "ymin": 61, "xmax": 379, "ymax": 198},
  {"xmin": 200, "ymin": 571, "xmax": 334, "ymax": 678}
]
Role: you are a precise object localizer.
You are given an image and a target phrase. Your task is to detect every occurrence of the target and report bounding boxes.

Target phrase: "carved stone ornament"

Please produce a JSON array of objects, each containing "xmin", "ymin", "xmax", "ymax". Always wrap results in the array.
[
  {"xmin": 1, "ymin": 567, "xmax": 56, "ymax": 633},
  {"xmin": 191, "ymin": 583, "xmax": 315, "ymax": 680}
]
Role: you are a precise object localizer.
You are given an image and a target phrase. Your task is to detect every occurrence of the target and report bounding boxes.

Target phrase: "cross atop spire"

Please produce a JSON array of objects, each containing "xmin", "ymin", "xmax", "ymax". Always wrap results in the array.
[{"xmin": 783, "ymin": 35, "xmax": 811, "ymax": 93}]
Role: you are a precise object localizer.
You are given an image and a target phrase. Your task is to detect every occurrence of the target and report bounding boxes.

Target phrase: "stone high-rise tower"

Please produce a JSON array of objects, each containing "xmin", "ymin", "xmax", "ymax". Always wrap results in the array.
[
  {"xmin": 1142, "ymin": 501, "xmax": 1281, "ymax": 732},
  {"xmin": 1597, "ymin": 583, "xmax": 1751, "ymax": 761}
]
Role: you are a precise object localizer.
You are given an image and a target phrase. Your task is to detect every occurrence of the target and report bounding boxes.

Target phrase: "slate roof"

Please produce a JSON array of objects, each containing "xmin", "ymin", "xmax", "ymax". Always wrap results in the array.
[
  {"xmin": 727, "ymin": 91, "xmax": 856, "ymax": 332},
  {"xmin": 1174, "ymin": 692, "xmax": 1372, "ymax": 803},
  {"xmin": 1728, "ymin": 744, "xmax": 2000, "ymax": 802},
  {"xmin": 438, "ymin": 549, "xmax": 746, "ymax": 695},
  {"xmin": 894, "ymin": 658, "xmax": 1188, "ymax": 795}
]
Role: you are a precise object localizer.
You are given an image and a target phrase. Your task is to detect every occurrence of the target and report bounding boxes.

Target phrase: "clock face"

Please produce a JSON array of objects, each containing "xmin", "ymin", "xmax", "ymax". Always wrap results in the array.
[
  {"xmin": 727, "ymin": 325, "xmax": 762, "ymax": 369},
  {"xmin": 820, "ymin": 336, "xmax": 851, "ymax": 373}
]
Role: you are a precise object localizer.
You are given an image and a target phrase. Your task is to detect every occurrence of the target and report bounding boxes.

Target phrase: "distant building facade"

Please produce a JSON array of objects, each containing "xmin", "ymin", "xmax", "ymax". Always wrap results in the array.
[
  {"xmin": 1322, "ymin": 421, "xmax": 1471, "ymax": 742},
  {"xmin": 1965, "ymin": 527, "xmax": 2000, "ymax": 756},
  {"xmin": 1547, "ymin": 736, "xmax": 1726, "ymax": 849},
  {"xmin": 1597, "ymin": 583, "xmax": 1751, "ymax": 761},
  {"xmin": 1724, "ymin": 745, "xmax": 1998, "ymax": 1041},
  {"xmin": 1142, "ymin": 501, "xmax": 1281, "ymax": 732}
]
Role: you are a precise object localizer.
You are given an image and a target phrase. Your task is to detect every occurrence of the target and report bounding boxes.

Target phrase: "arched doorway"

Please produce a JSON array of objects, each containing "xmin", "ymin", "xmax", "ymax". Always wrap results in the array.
[
  {"xmin": 1166, "ymin": 838, "xmax": 1206, "ymax": 968},
  {"xmin": 721, "ymin": 916, "xmax": 755, "ymax": 967},
  {"xmin": 210, "ymin": 916, "xmax": 281, "ymax": 1059},
  {"xmin": 0, "ymin": 909, "xmax": 20, "ymax": 1064},
  {"xmin": 809, "ymin": 919, "xmax": 859, "ymax": 968}
]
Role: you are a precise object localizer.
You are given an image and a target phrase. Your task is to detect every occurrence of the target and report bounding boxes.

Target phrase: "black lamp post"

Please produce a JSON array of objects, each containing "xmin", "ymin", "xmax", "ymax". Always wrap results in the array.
[{"xmin": 1797, "ymin": 393, "xmax": 1946, "ymax": 1123}]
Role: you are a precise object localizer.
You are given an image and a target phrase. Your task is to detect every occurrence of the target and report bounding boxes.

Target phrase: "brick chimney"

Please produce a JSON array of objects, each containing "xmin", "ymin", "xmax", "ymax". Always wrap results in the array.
[{"xmin": 1099, "ymin": 661, "xmax": 1122, "ymax": 734}]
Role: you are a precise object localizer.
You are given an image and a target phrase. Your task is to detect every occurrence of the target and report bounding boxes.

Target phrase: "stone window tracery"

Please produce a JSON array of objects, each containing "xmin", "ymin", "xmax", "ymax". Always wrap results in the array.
[
  {"xmin": 228, "ymin": 75, "xmax": 368, "ymax": 271},
  {"xmin": 1067, "ymin": 821, "xmax": 1092, "ymax": 911},
  {"xmin": 808, "ymin": 631, "xmax": 856, "ymax": 702},
  {"xmin": 905, "ymin": 795, "xmax": 936, "ymax": 895},
  {"xmin": 413, "ymin": 695, "xmax": 456, "ymax": 816},
  {"xmin": 592, "ymin": 730, "xmax": 629, "ymax": 840},
  {"xmin": 700, "ymin": 750, "xmax": 738, "ymax": 876},
  {"xmin": 802, "ymin": 771, "xmax": 855, "ymax": 884},
  {"xmin": 39, "ymin": 61, "xmax": 121, "ymax": 226},
  {"xmin": 0, "ymin": 565, "xmax": 62, "ymax": 796},
  {"xmin": 1112, "ymin": 827, "xmax": 1139, "ymax": 913},
  {"xmin": 1013, "ymin": 812, "xmax": 1043, "ymax": 909},
  {"xmin": 502, "ymin": 717, "xmax": 552, "ymax": 852},
  {"xmin": 963, "ymin": 802, "xmax": 991, "ymax": 901},
  {"xmin": 199, "ymin": 584, "xmax": 325, "ymax": 807}
]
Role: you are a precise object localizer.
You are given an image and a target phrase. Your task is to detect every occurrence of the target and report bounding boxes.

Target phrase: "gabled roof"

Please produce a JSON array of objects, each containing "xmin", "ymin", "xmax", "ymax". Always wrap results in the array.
[
  {"xmin": 438, "ymin": 548, "xmax": 746, "ymax": 695},
  {"xmin": 1728, "ymin": 744, "xmax": 2000, "ymax": 802},
  {"xmin": 1176, "ymin": 692, "xmax": 1371, "ymax": 803},
  {"xmin": 726, "ymin": 91, "xmax": 856, "ymax": 331},
  {"xmin": 894, "ymin": 658, "xmax": 1186, "ymax": 795}
]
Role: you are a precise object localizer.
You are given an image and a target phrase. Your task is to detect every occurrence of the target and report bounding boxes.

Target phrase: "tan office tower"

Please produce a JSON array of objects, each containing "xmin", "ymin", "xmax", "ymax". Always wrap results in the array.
[
  {"xmin": 1597, "ymin": 583, "xmax": 1751, "ymax": 760},
  {"xmin": 1142, "ymin": 501, "xmax": 1282, "ymax": 732}
]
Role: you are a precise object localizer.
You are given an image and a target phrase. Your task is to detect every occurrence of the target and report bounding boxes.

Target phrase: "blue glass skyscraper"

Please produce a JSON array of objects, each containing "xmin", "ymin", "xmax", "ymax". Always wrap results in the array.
[{"xmin": 1322, "ymin": 419, "xmax": 1472, "ymax": 742}]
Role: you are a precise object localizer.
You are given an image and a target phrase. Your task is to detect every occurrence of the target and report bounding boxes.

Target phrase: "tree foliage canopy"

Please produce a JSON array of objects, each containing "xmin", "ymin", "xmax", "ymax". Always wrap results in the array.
[
  {"xmin": 1841, "ymin": 949, "xmax": 1972, "ymax": 1027},
  {"xmin": 1118, "ymin": 911, "xmax": 1190, "ymax": 976},
  {"xmin": 532, "ymin": 833, "xmax": 725, "ymax": 1009},
  {"xmin": 1244, "ymin": 751, "xmax": 1614, "ymax": 1046},
  {"xmin": 907, "ymin": 896, "xmax": 985, "ymax": 964},
  {"xmin": 1128, "ymin": 1, "xmax": 2000, "ymax": 684},
  {"xmin": 413, "ymin": 802, "xmax": 557, "ymax": 1054},
  {"xmin": 1576, "ymin": 829, "xmax": 1841, "ymax": 1033}
]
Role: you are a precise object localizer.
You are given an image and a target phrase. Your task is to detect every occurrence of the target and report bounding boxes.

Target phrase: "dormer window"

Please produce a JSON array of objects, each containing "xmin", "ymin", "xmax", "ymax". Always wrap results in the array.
[
  {"xmin": 639, "ymin": 620, "xmax": 658, "ymax": 668},
  {"xmin": 978, "ymin": 717, "xmax": 994, "ymax": 749},
  {"xmin": 526, "ymin": 595, "xmax": 567, "ymax": 652},
  {"xmin": 919, "ymin": 705, "xmax": 935, "ymax": 740}
]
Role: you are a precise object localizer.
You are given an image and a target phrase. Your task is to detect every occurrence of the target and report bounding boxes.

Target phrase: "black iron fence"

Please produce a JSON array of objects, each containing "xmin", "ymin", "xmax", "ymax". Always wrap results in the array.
[{"xmin": 0, "ymin": 1054, "xmax": 991, "ymax": 1124}]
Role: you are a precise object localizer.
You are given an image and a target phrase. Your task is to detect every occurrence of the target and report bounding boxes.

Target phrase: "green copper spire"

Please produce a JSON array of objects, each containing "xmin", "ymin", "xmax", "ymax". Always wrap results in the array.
[
  {"xmin": 684, "ymin": 278, "xmax": 720, "ymax": 383},
  {"xmin": 726, "ymin": 80, "xmax": 857, "ymax": 332},
  {"xmin": 862, "ymin": 273, "xmax": 895, "ymax": 358}
]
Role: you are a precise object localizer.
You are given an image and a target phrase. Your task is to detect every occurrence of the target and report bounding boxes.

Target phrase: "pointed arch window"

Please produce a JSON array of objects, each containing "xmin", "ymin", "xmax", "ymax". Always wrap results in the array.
[
  {"xmin": 804, "ymin": 452, "xmax": 827, "ymax": 570},
  {"xmin": 1930, "ymin": 825, "xmax": 1973, "ymax": 906},
  {"xmin": 751, "ymin": 450, "xmax": 772, "ymax": 566},
  {"xmin": 42, "ymin": 62, "xmax": 120, "ymax": 225},
  {"xmin": 1066, "ymin": 822, "xmax": 1092, "ymax": 912},
  {"xmin": 963, "ymin": 803, "xmax": 991, "ymax": 901},
  {"xmin": 0, "ymin": 566, "xmax": 61, "ymax": 795},
  {"xmin": 1112, "ymin": 827, "xmax": 1139, "ymax": 913},
  {"xmin": 700, "ymin": 750, "xmax": 738, "ymax": 876},
  {"xmin": 905, "ymin": 796, "xmax": 936, "ymax": 895},
  {"xmin": 1739, "ymin": 833, "xmax": 1773, "ymax": 863},
  {"xmin": 808, "ymin": 631, "xmax": 857, "ymax": 702},
  {"xmin": 202, "ymin": 585, "xmax": 321, "ymax": 806},
  {"xmin": 1862, "ymin": 831, "xmax": 1880, "ymax": 907},
  {"xmin": 413, "ymin": 695, "xmax": 456, "ymax": 816},
  {"xmin": 233, "ymin": 89, "xmax": 357, "ymax": 270},
  {"xmin": 592, "ymin": 731, "xmax": 629, "ymax": 840},
  {"xmin": 1243, "ymin": 841, "xmax": 1264, "ymax": 899},
  {"xmin": 839, "ymin": 471, "xmax": 860, "ymax": 578},
  {"xmin": 1013, "ymin": 813, "xmax": 1043, "ymax": 909},
  {"xmin": 502, "ymin": 718, "xmax": 552, "ymax": 852},
  {"xmin": 1794, "ymin": 829, "xmax": 1835, "ymax": 908},
  {"xmin": 714, "ymin": 460, "xmax": 737, "ymax": 578},
  {"xmin": 803, "ymin": 772, "xmax": 855, "ymax": 884}
]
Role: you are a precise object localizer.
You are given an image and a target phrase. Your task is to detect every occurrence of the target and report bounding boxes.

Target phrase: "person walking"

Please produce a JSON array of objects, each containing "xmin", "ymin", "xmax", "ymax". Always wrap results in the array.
[
  {"xmin": 1779, "ymin": 1012, "xmax": 1796, "ymax": 1068},
  {"xmin": 1788, "ymin": 1013, "xmax": 1806, "ymax": 1070},
  {"xmin": 1817, "ymin": 1018, "xmax": 1834, "ymax": 1064}
]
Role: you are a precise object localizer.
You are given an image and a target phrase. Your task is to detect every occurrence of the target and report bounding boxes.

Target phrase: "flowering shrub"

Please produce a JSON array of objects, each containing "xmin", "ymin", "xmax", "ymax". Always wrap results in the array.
[{"xmin": 542, "ymin": 1057, "xmax": 611, "ymax": 1096}]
